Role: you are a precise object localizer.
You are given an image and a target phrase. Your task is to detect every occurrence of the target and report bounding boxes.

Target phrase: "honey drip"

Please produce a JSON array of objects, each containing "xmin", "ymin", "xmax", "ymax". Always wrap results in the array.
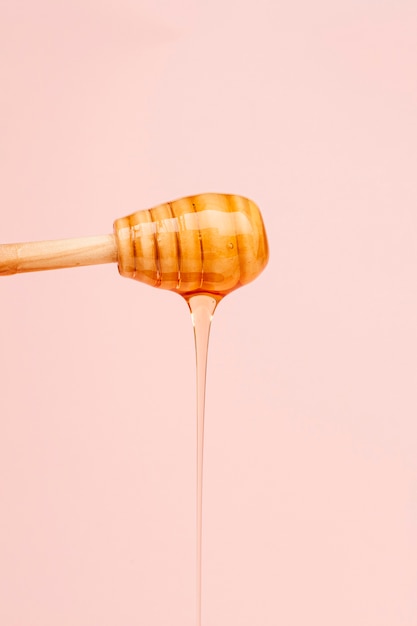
[{"xmin": 186, "ymin": 293, "xmax": 221, "ymax": 626}]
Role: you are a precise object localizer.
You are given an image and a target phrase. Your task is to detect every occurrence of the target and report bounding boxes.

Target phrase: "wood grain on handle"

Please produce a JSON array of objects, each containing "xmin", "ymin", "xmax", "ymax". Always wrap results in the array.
[{"xmin": 0, "ymin": 234, "xmax": 118, "ymax": 276}]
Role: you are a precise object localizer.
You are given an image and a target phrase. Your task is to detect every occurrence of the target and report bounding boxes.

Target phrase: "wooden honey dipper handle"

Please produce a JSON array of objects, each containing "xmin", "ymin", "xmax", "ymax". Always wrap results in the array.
[{"xmin": 0, "ymin": 234, "xmax": 117, "ymax": 276}]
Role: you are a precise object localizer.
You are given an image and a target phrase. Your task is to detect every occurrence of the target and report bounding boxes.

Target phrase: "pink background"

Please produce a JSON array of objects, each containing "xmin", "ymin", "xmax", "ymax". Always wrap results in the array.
[{"xmin": 1, "ymin": 1, "xmax": 417, "ymax": 624}]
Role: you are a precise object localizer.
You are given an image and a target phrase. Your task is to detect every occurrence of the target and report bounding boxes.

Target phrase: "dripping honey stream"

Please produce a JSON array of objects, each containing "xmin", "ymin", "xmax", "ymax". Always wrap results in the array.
[{"xmin": 186, "ymin": 293, "xmax": 220, "ymax": 626}]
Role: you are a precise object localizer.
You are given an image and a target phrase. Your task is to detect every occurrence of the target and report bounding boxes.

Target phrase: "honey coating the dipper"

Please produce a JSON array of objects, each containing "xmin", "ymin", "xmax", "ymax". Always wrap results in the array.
[{"xmin": 114, "ymin": 193, "xmax": 269, "ymax": 298}]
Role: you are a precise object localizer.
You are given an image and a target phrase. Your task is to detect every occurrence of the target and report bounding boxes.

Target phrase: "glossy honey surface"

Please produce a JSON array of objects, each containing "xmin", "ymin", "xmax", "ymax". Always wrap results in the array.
[{"xmin": 114, "ymin": 193, "xmax": 269, "ymax": 298}]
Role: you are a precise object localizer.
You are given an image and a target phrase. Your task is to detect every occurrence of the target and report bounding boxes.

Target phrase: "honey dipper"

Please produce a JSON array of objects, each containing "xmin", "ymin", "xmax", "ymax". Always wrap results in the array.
[{"xmin": 0, "ymin": 193, "xmax": 269, "ymax": 298}]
